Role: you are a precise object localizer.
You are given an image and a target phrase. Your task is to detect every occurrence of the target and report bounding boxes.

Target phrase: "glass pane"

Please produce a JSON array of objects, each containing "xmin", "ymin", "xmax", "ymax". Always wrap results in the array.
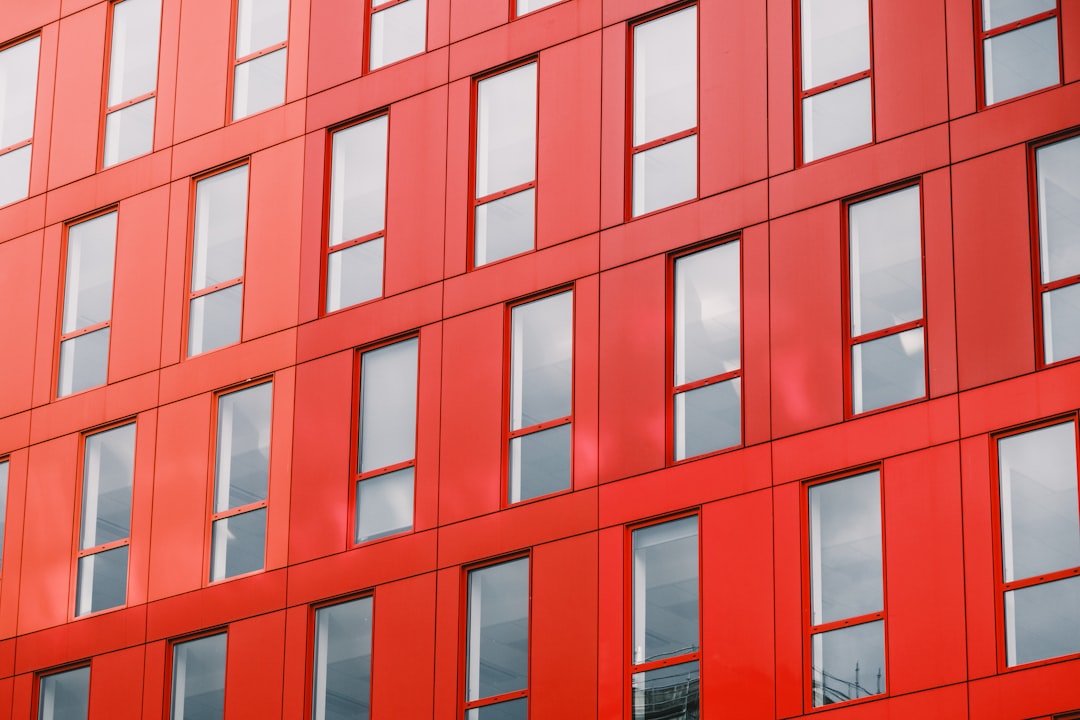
[
  {"xmin": 849, "ymin": 186, "xmax": 923, "ymax": 337},
  {"xmin": 81, "ymin": 423, "xmax": 135, "ymax": 548},
  {"xmin": 356, "ymin": 467, "xmax": 414, "ymax": 543},
  {"xmin": 63, "ymin": 212, "xmax": 118, "ymax": 333},
  {"xmin": 474, "ymin": 188, "xmax": 535, "ymax": 266},
  {"xmin": 802, "ymin": 78, "xmax": 872, "ymax": 162},
  {"xmin": 851, "ymin": 327, "xmax": 925, "ymax": 414},
  {"xmin": 188, "ymin": 285, "xmax": 242, "ymax": 357},
  {"xmin": 633, "ymin": 6, "xmax": 696, "ymax": 146},
  {"xmin": 998, "ymin": 421, "xmax": 1080, "ymax": 582},
  {"xmin": 39, "ymin": 666, "xmax": 90, "ymax": 720},
  {"xmin": 76, "ymin": 546, "xmax": 129, "ymax": 616},
  {"xmin": 215, "ymin": 383, "xmax": 272, "ymax": 512},
  {"xmin": 232, "ymin": 48, "xmax": 287, "ymax": 120},
  {"xmin": 465, "ymin": 698, "xmax": 528, "ymax": 720},
  {"xmin": 236, "ymin": 0, "xmax": 289, "ymax": 57},
  {"xmin": 0, "ymin": 37, "xmax": 41, "ymax": 148},
  {"xmin": 811, "ymin": 621, "xmax": 886, "ymax": 706},
  {"xmin": 0, "ymin": 145, "xmax": 32, "ymax": 207},
  {"xmin": 508, "ymin": 423, "xmax": 571, "ymax": 503},
  {"xmin": 192, "ymin": 166, "xmax": 248, "ymax": 291},
  {"xmin": 359, "ymin": 338, "xmax": 418, "ymax": 472},
  {"xmin": 475, "ymin": 63, "xmax": 537, "ymax": 197},
  {"xmin": 984, "ymin": 19, "xmax": 1059, "ymax": 105},
  {"xmin": 1036, "ymin": 136, "xmax": 1080, "ymax": 284},
  {"xmin": 982, "ymin": 0, "xmax": 1054, "ymax": 31},
  {"xmin": 369, "ymin": 0, "xmax": 426, "ymax": 70},
  {"xmin": 516, "ymin": 0, "xmax": 559, "ymax": 15},
  {"xmin": 809, "ymin": 471, "xmax": 883, "ymax": 625},
  {"xmin": 313, "ymin": 598, "xmax": 372, "ymax": 720},
  {"xmin": 632, "ymin": 516, "xmax": 699, "ymax": 665},
  {"xmin": 171, "ymin": 634, "xmax": 226, "ymax": 720},
  {"xmin": 0, "ymin": 461, "xmax": 7, "ymax": 572},
  {"xmin": 326, "ymin": 238, "xmax": 383, "ymax": 313},
  {"xmin": 1005, "ymin": 576, "xmax": 1080, "ymax": 666},
  {"xmin": 58, "ymin": 328, "xmax": 110, "ymax": 397},
  {"xmin": 103, "ymin": 97, "xmax": 155, "ymax": 167},
  {"xmin": 330, "ymin": 116, "xmax": 388, "ymax": 246},
  {"xmin": 108, "ymin": 0, "xmax": 161, "ymax": 105},
  {"xmin": 632, "ymin": 135, "xmax": 697, "ymax": 217},
  {"xmin": 674, "ymin": 377, "xmax": 740, "ymax": 460},
  {"xmin": 210, "ymin": 508, "xmax": 266, "ymax": 581},
  {"xmin": 466, "ymin": 558, "xmax": 529, "ymax": 702},
  {"xmin": 1044, "ymin": 283, "xmax": 1080, "ymax": 364},
  {"xmin": 800, "ymin": 0, "xmax": 870, "ymax": 88},
  {"xmin": 510, "ymin": 292, "xmax": 573, "ymax": 430},
  {"xmin": 631, "ymin": 661, "xmax": 699, "ymax": 720},
  {"xmin": 674, "ymin": 241, "xmax": 740, "ymax": 385}
]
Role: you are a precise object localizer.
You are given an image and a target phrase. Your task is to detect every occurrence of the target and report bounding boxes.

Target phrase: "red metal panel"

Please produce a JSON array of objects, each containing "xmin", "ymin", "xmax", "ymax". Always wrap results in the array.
[
  {"xmin": 772, "ymin": 481, "xmax": 803, "ymax": 718},
  {"xmin": 0, "ymin": 232, "xmax": 42, "ymax": 417},
  {"xmin": 140, "ymin": 640, "xmax": 167, "ymax": 719},
  {"xmin": 969, "ymin": 660, "xmax": 1080, "ymax": 718},
  {"xmin": 280, "ymin": 605, "xmax": 308, "ymax": 719},
  {"xmin": 152, "ymin": 0, "xmax": 182, "ymax": 152},
  {"xmin": 959, "ymin": 360, "xmax": 1080, "ymax": 439},
  {"xmin": 443, "ymin": 78, "xmax": 471, "ymax": 278},
  {"xmin": 0, "ymin": 196, "xmax": 47, "ymax": 247},
  {"xmin": 431, "ymin": 567, "xmax": 460, "ymax": 720},
  {"xmin": 598, "ymin": 24, "xmax": 626, "ymax": 230},
  {"xmin": 743, "ymin": 222, "xmax": 771, "ymax": 446},
  {"xmin": 959, "ymin": 435, "xmax": 999, "ymax": 680},
  {"xmin": 923, "ymin": 168, "xmax": 959, "ymax": 398},
  {"xmin": 572, "ymin": 275, "xmax": 600, "ymax": 490},
  {"xmin": 29, "ymin": 24, "xmax": 59, "ymax": 201},
  {"xmin": 30, "ymin": 223, "xmax": 61, "ymax": 409},
  {"xmin": 765, "ymin": 0, "xmax": 795, "ymax": 177},
  {"xmin": 146, "ymin": 571, "xmax": 286, "ymax": 641},
  {"xmin": 0, "ymin": 676, "xmax": 11, "ymax": 718},
  {"xmin": 172, "ymin": 0, "xmax": 230, "ymax": 143},
  {"xmin": 0, "ymin": 0, "xmax": 59, "ymax": 39},
  {"xmin": 0, "ymin": 449, "xmax": 29, "ymax": 637},
  {"xmin": 415, "ymin": 324, "xmax": 443, "ymax": 531},
  {"xmin": 373, "ymin": 574, "xmax": 438, "ymax": 718},
  {"xmin": 448, "ymin": 0, "xmax": 504, "ymax": 43},
  {"xmin": 9, "ymin": 673, "xmax": 31, "ymax": 719},
  {"xmin": 266, "ymin": 368, "xmax": 295, "ymax": 571},
  {"xmin": 1066, "ymin": 0, "xmax": 1080, "ymax": 83},
  {"xmin": 224, "ymin": 611, "xmax": 287, "ymax": 719},
  {"xmin": 306, "ymin": 0, "xmax": 365, "ymax": 94},
  {"xmin": 285, "ymin": 0, "xmax": 311, "ymax": 104},
  {"xmin": 127, "ymin": 409, "xmax": 159, "ymax": 608},
  {"xmin": 950, "ymin": 82, "xmax": 1080, "ymax": 163},
  {"xmin": 297, "ymin": 130, "xmax": 325, "ymax": 325},
  {"xmin": 596, "ymin": 526, "xmax": 623, "ymax": 720},
  {"xmin": 87, "ymin": 646, "xmax": 146, "ymax": 719}
]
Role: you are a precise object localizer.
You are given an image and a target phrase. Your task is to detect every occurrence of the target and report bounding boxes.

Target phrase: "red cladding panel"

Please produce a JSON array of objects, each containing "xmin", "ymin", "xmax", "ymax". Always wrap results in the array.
[
  {"xmin": 373, "ymin": 574, "xmax": 437, "ymax": 718},
  {"xmin": 267, "ymin": 368, "xmax": 296, "ymax": 571},
  {"xmin": 596, "ymin": 527, "xmax": 623, "ymax": 720},
  {"xmin": 172, "ymin": 0, "xmax": 230, "ymax": 142},
  {"xmin": 969, "ymin": 661, "xmax": 1080, "ymax": 719},
  {"xmin": 766, "ymin": 0, "xmax": 795, "ymax": 176},
  {"xmin": 923, "ymin": 169, "xmax": 959, "ymax": 398},
  {"xmin": 306, "ymin": 0, "xmax": 364, "ymax": 109},
  {"xmin": 573, "ymin": 274, "xmax": 600, "ymax": 489},
  {"xmin": 416, "ymin": 324, "xmax": 444, "ymax": 531},
  {"xmin": 280, "ymin": 605, "xmax": 308, "ymax": 719},
  {"xmin": 0, "ymin": 0, "xmax": 59, "ymax": 39},
  {"xmin": 140, "ymin": 641, "xmax": 167, "ymax": 719},
  {"xmin": 959, "ymin": 435, "xmax": 999, "ymax": 679},
  {"xmin": 127, "ymin": 409, "xmax": 160, "ymax": 608},
  {"xmin": 431, "ymin": 567, "xmax": 460, "ymax": 720},
  {"xmin": 743, "ymin": 223, "xmax": 771, "ymax": 446},
  {"xmin": 443, "ymin": 79, "xmax": 471, "ymax": 277},
  {"xmin": 0, "ymin": 451, "xmax": 29, "ymax": 637},
  {"xmin": 598, "ymin": 24, "xmax": 626, "ymax": 229},
  {"xmin": 772, "ymin": 482, "xmax": 803, "ymax": 718},
  {"xmin": 297, "ymin": 131, "xmax": 326, "ymax": 325},
  {"xmin": 224, "ymin": 612, "xmax": 287, "ymax": 719},
  {"xmin": 87, "ymin": 646, "xmax": 146, "ymax": 720},
  {"xmin": 0, "ymin": 233, "xmax": 43, "ymax": 417},
  {"xmin": 449, "ymin": 0, "xmax": 504, "ymax": 42},
  {"xmin": 1066, "ymin": 0, "xmax": 1080, "ymax": 83}
]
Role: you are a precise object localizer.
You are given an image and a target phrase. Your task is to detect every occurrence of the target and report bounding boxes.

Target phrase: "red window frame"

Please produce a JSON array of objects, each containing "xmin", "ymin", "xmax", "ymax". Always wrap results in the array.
[
  {"xmin": 363, "ymin": 0, "xmax": 427, "ymax": 74},
  {"xmin": 226, "ymin": 0, "xmax": 290, "ymax": 122},
  {"xmin": 509, "ymin": 0, "xmax": 566, "ymax": 20},
  {"xmin": 98, "ymin": 0, "xmax": 160, "ymax": 168},
  {"xmin": 307, "ymin": 590, "xmax": 375, "ymax": 720},
  {"xmin": 166, "ymin": 629, "xmax": 229, "ymax": 720},
  {"xmin": 841, "ymin": 181, "xmax": 928, "ymax": 418},
  {"xmin": 0, "ymin": 32, "xmax": 41, "ymax": 206},
  {"xmin": 802, "ymin": 466, "xmax": 889, "ymax": 710},
  {"xmin": 34, "ymin": 662, "xmax": 91, "ymax": 719},
  {"xmin": 625, "ymin": 2, "xmax": 699, "ymax": 221},
  {"xmin": 990, "ymin": 413, "xmax": 1080, "ymax": 672},
  {"xmin": 974, "ymin": 0, "xmax": 1062, "ymax": 108}
]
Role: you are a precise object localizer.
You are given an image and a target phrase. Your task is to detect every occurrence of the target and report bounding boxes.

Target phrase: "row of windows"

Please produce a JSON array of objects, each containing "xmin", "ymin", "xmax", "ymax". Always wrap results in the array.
[
  {"xmin": 21, "ymin": 414, "xmax": 1080, "ymax": 718},
  {"xmin": 0, "ymin": 0, "xmax": 1068, "ymax": 210}
]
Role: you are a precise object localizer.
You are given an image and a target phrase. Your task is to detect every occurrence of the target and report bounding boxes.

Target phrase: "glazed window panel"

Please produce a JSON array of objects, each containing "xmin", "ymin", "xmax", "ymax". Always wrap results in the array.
[
  {"xmin": 38, "ymin": 666, "xmax": 90, "ymax": 720},
  {"xmin": 232, "ymin": 0, "xmax": 289, "ymax": 120},
  {"xmin": 369, "ymin": 0, "xmax": 427, "ymax": 71},
  {"xmin": 980, "ymin": 0, "xmax": 1060, "ymax": 105},
  {"xmin": 312, "ymin": 597, "xmax": 373, "ymax": 720},
  {"xmin": 1035, "ymin": 135, "xmax": 1080, "ymax": 365},
  {"xmin": 103, "ymin": 0, "xmax": 161, "ymax": 167},
  {"xmin": 0, "ymin": 36, "xmax": 40, "ymax": 207},
  {"xmin": 465, "ymin": 558, "xmax": 529, "ymax": 715},
  {"xmin": 171, "ymin": 634, "xmax": 227, "ymax": 720}
]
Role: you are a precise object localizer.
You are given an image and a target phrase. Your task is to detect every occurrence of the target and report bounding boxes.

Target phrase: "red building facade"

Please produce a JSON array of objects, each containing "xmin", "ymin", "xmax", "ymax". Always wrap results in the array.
[{"xmin": 1, "ymin": 0, "xmax": 1079, "ymax": 717}]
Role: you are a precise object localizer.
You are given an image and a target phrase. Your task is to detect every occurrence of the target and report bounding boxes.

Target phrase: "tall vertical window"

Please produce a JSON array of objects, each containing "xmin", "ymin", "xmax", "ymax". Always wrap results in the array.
[
  {"xmin": 0, "ymin": 459, "xmax": 8, "ymax": 573},
  {"xmin": 507, "ymin": 291, "xmax": 572, "ymax": 503},
  {"xmin": 0, "ymin": 35, "xmax": 40, "ymax": 207},
  {"xmin": 472, "ymin": 62, "xmax": 537, "ymax": 267},
  {"xmin": 845, "ymin": 185, "xmax": 925, "ymax": 415},
  {"xmin": 231, "ymin": 0, "xmax": 289, "ymax": 121},
  {"xmin": 367, "ymin": 0, "xmax": 426, "ymax": 71},
  {"xmin": 464, "ymin": 557, "xmax": 529, "ymax": 720},
  {"xmin": 37, "ymin": 666, "xmax": 90, "ymax": 720},
  {"xmin": 629, "ymin": 6, "xmax": 697, "ymax": 217},
  {"xmin": 808, "ymin": 471, "xmax": 886, "ymax": 706},
  {"xmin": 978, "ymin": 0, "xmax": 1060, "ymax": 106},
  {"xmin": 188, "ymin": 164, "xmax": 248, "ymax": 358},
  {"xmin": 58, "ymin": 211, "xmax": 118, "ymax": 397},
  {"xmin": 102, "ymin": 0, "xmax": 161, "ymax": 167},
  {"xmin": 312, "ymin": 596, "xmax": 373, "ymax": 720},
  {"xmin": 210, "ymin": 382, "xmax": 271, "ymax": 582},
  {"xmin": 672, "ymin": 240, "xmax": 741, "ymax": 460},
  {"xmin": 354, "ymin": 337, "xmax": 417, "ymax": 543},
  {"xmin": 798, "ymin": 0, "xmax": 873, "ymax": 163},
  {"xmin": 170, "ymin": 633, "xmax": 227, "ymax": 720},
  {"xmin": 326, "ymin": 114, "xmax": 388, "ymax": 313},
  {"xmin": 995, "ymin": 418, "xmax": 1080, "ymax": 667},
  {"xmin": 1033, "ymin": 134, "xmax": 1080, "ymax": 365},
  {"xmin": 630, "ymin": 516, "xmax": 701, "ymax": 720},
  {"xmin": 75, "ymin": 423, "xmax": 135, "ymax": 617}
]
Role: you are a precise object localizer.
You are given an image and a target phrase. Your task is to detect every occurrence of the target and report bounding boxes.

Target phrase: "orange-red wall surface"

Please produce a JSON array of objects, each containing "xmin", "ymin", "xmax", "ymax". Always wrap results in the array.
[{"xmin": 1, "ymin": 0, "xmax": 1080, "ymax": 717}]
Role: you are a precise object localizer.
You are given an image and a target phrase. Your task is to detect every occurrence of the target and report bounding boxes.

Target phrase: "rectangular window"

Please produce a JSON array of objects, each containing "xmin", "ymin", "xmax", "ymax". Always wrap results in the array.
[
  {"xmin": 354, "ymin": 337, "xmax": 417, "ymax": 543},
  {"xmin": 231, "ymin": 0, "xmax": 288, "ymax": 121},
  {"xmin": 58, "ymin": 211, "xmax": 118, "ymax": 397},
  {"xmin": 978, "ymin": 0, "xmax": 1061, "ymax": 106},
  {"xmin": 465, "ymin": 557, "xmax": 529, "ymax": 719},
  {"xmin": 629, "ymin": 5, "xmax": 697, "ymax": 217},
  {"xmin": 994, "ymin": 418, "xmax": 1080, "ymax": 668},
  {"xmin": 312, "ymin": 596, "xmax": 373, "ymax": 720},
  {"xmin": 1033, "ymin": 134, "xmax": 1080, "ymax": 365},
  {"xmin": 507, "ymin": 291, "xmax": 572, "ymax": 503},
  {"xmin": 102, "ymin": 0, "xmax": 161, "ymax": 167},
  {"xmin": 808, "ymin": 470, "xmax": 886, "ymax": 706},
  {"xmin": 0, "ymin": 35, "xmax": 40, "ymax": 207},
  {"xmin": 367, "ymin": 0, "xmax": 426, "ymax": 71},
  {"xmin": 75, "ymin": 423, "xmax": 135, "ymax": 617},
  {"xmin": 472, "ymin": 62, "xmax": 537, "ymax": 267},
  {"xmin": 798, "ymin": 0, "xmax": 873, "ymax": 163},
  {"xmin": 326, "ymin": 114, "xmax": 388, "ymax": 313},
  {"xmin": 630, "ymin": 516, "xmax": 701, "ymax": 720},
  {"xmin": 188, "ymin": 164, "xmax": 248, "ymax": 357},
  {"xmin": 37, "ymin": 666, "xmax": 90, "ymax": 720},
  {"xmin": 672, "ymin": 240, "xmax": 741, "ymax": 460},
  {"xmin": 170, "ymin": 633, "xmax": 227, "ymax": 720},
  {"xmin": 845, "ymin": 185, "xmax": 925, "ymax": 415},
  {"xmin": 210, "ymin": 382, "xmax": 271, "ymax": 582}
]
